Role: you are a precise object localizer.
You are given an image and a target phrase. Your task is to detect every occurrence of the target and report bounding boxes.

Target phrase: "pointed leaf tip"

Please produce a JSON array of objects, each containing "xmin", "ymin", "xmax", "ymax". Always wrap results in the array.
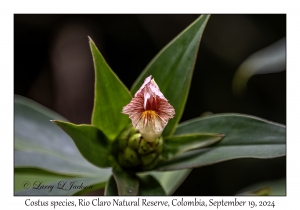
[
  {"xmin": 88, "ymin": 36, "xmax": 95, "ymax": 45},
  {"xmin": 53, "ymin": 121, "xmax": 114, "ymax": 168}
]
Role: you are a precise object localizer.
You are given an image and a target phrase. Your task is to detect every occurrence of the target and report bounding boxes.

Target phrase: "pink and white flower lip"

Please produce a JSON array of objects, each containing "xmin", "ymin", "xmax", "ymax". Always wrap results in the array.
[{"xmin": 122, "ymin": 75, "xmax": 175, "ymax": 142}]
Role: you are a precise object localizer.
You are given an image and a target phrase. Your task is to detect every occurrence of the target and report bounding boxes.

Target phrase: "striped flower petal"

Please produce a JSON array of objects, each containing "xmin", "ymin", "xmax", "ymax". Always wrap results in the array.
[{"xmin": 122, "ymin": 75, "xmax": 175, "ymax": 142}]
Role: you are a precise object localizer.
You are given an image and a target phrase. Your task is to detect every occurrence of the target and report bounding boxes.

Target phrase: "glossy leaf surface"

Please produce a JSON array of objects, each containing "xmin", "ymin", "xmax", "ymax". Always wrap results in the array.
[
  {"xmin": 156, "ymin": 114, "xmax": 286, "ymax": 170},
  {"xmin": 162, "ymin": 133, "xmax": 224, "ymax": 160}
]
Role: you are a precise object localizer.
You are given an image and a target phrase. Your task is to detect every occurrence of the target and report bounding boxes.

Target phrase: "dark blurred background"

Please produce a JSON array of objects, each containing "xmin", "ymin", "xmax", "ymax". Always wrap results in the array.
[{"xmin": 14, "ymin": 14, "xmax": 286, "ymax": 196}]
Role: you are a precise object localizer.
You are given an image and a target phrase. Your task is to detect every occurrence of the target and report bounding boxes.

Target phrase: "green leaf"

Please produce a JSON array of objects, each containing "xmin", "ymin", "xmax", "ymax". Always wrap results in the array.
[
  {"xmin": 131, "ymin": 15, "xmax": 210, "ymax": 138},
  {"xmin": 53, "ymin": 121, "xmax": 114, "ymax": 168},
  {"xmin": 156, "ymin": 114, "xmax": 285, "ymax": 170},
  {"xmin": 89, "ymin": 37, "xmax": 132, "ymax": 141},
  {"xmin": 162, "ymin": 133, "xmax": 224, "ymax": 160},
  {"xmin": 14, "ymin": 95, "xmax": 111, "ymax": 177},
  {"xmin": 104, "ymin": 175, "xmax": 118, "ymax": 196},
  {"xmin": 14, "ymin": 149, "xmax": 111, "ymax": 177},
  {"xmin": 112, "ymin": 166, "xmax": 139, "ymax": 196},
  {"xmin": 137, "ymin": 174, "xmax": 166, "ymax": 196},
  {"xmin": 149, "ymin": 169, "xmax": 191, "ymax": 195},
  {"xmin": 14, "ymin": 95, "xmax": 111, "ymax": 195}
]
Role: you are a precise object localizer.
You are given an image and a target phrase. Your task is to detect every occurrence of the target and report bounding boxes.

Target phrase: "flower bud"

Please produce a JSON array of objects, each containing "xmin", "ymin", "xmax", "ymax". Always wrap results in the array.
[
  {"xmin": 116, "ymin": 125, "xmax": 163, "ymax": 171},
  {"xmin": 128, "ymin": 133, "xmax": 141, "ymax": 150},
  {"xmin": 138, "ymin": 138, "xmax": 153, "ymax": 154},
  {"xmin": 141, "ymin": 153, "xmax": 158, "ymax": 166},
  {"xmin": 123, "ymin": 147, "xmax": 141, "ymax": 166}
]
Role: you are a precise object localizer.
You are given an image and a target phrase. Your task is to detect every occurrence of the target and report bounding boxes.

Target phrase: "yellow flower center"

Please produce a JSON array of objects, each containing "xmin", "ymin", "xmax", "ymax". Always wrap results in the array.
[{"xmin": 142, "ymin": 110, "xmax": 158, "ymax": 119}]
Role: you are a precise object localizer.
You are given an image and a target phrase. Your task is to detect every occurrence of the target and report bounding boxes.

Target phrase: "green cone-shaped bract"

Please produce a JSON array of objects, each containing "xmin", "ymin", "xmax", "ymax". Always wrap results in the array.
[{"xmin": 116, "ymin": 125, "xmax": 163, "ymax": 171}]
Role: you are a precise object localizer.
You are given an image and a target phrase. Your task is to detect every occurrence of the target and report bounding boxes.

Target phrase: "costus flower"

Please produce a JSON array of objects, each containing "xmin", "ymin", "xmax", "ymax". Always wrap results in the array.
[{"xmin": 122, "ymin": 75, "xmax": 175, "ymax": 142}]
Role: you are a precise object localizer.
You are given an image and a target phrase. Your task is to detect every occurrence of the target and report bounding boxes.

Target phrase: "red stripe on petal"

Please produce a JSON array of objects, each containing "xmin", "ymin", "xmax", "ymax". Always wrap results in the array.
[{"xmin": 122, "ymin": 75, "xmax": 175, "ymax": 142}]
